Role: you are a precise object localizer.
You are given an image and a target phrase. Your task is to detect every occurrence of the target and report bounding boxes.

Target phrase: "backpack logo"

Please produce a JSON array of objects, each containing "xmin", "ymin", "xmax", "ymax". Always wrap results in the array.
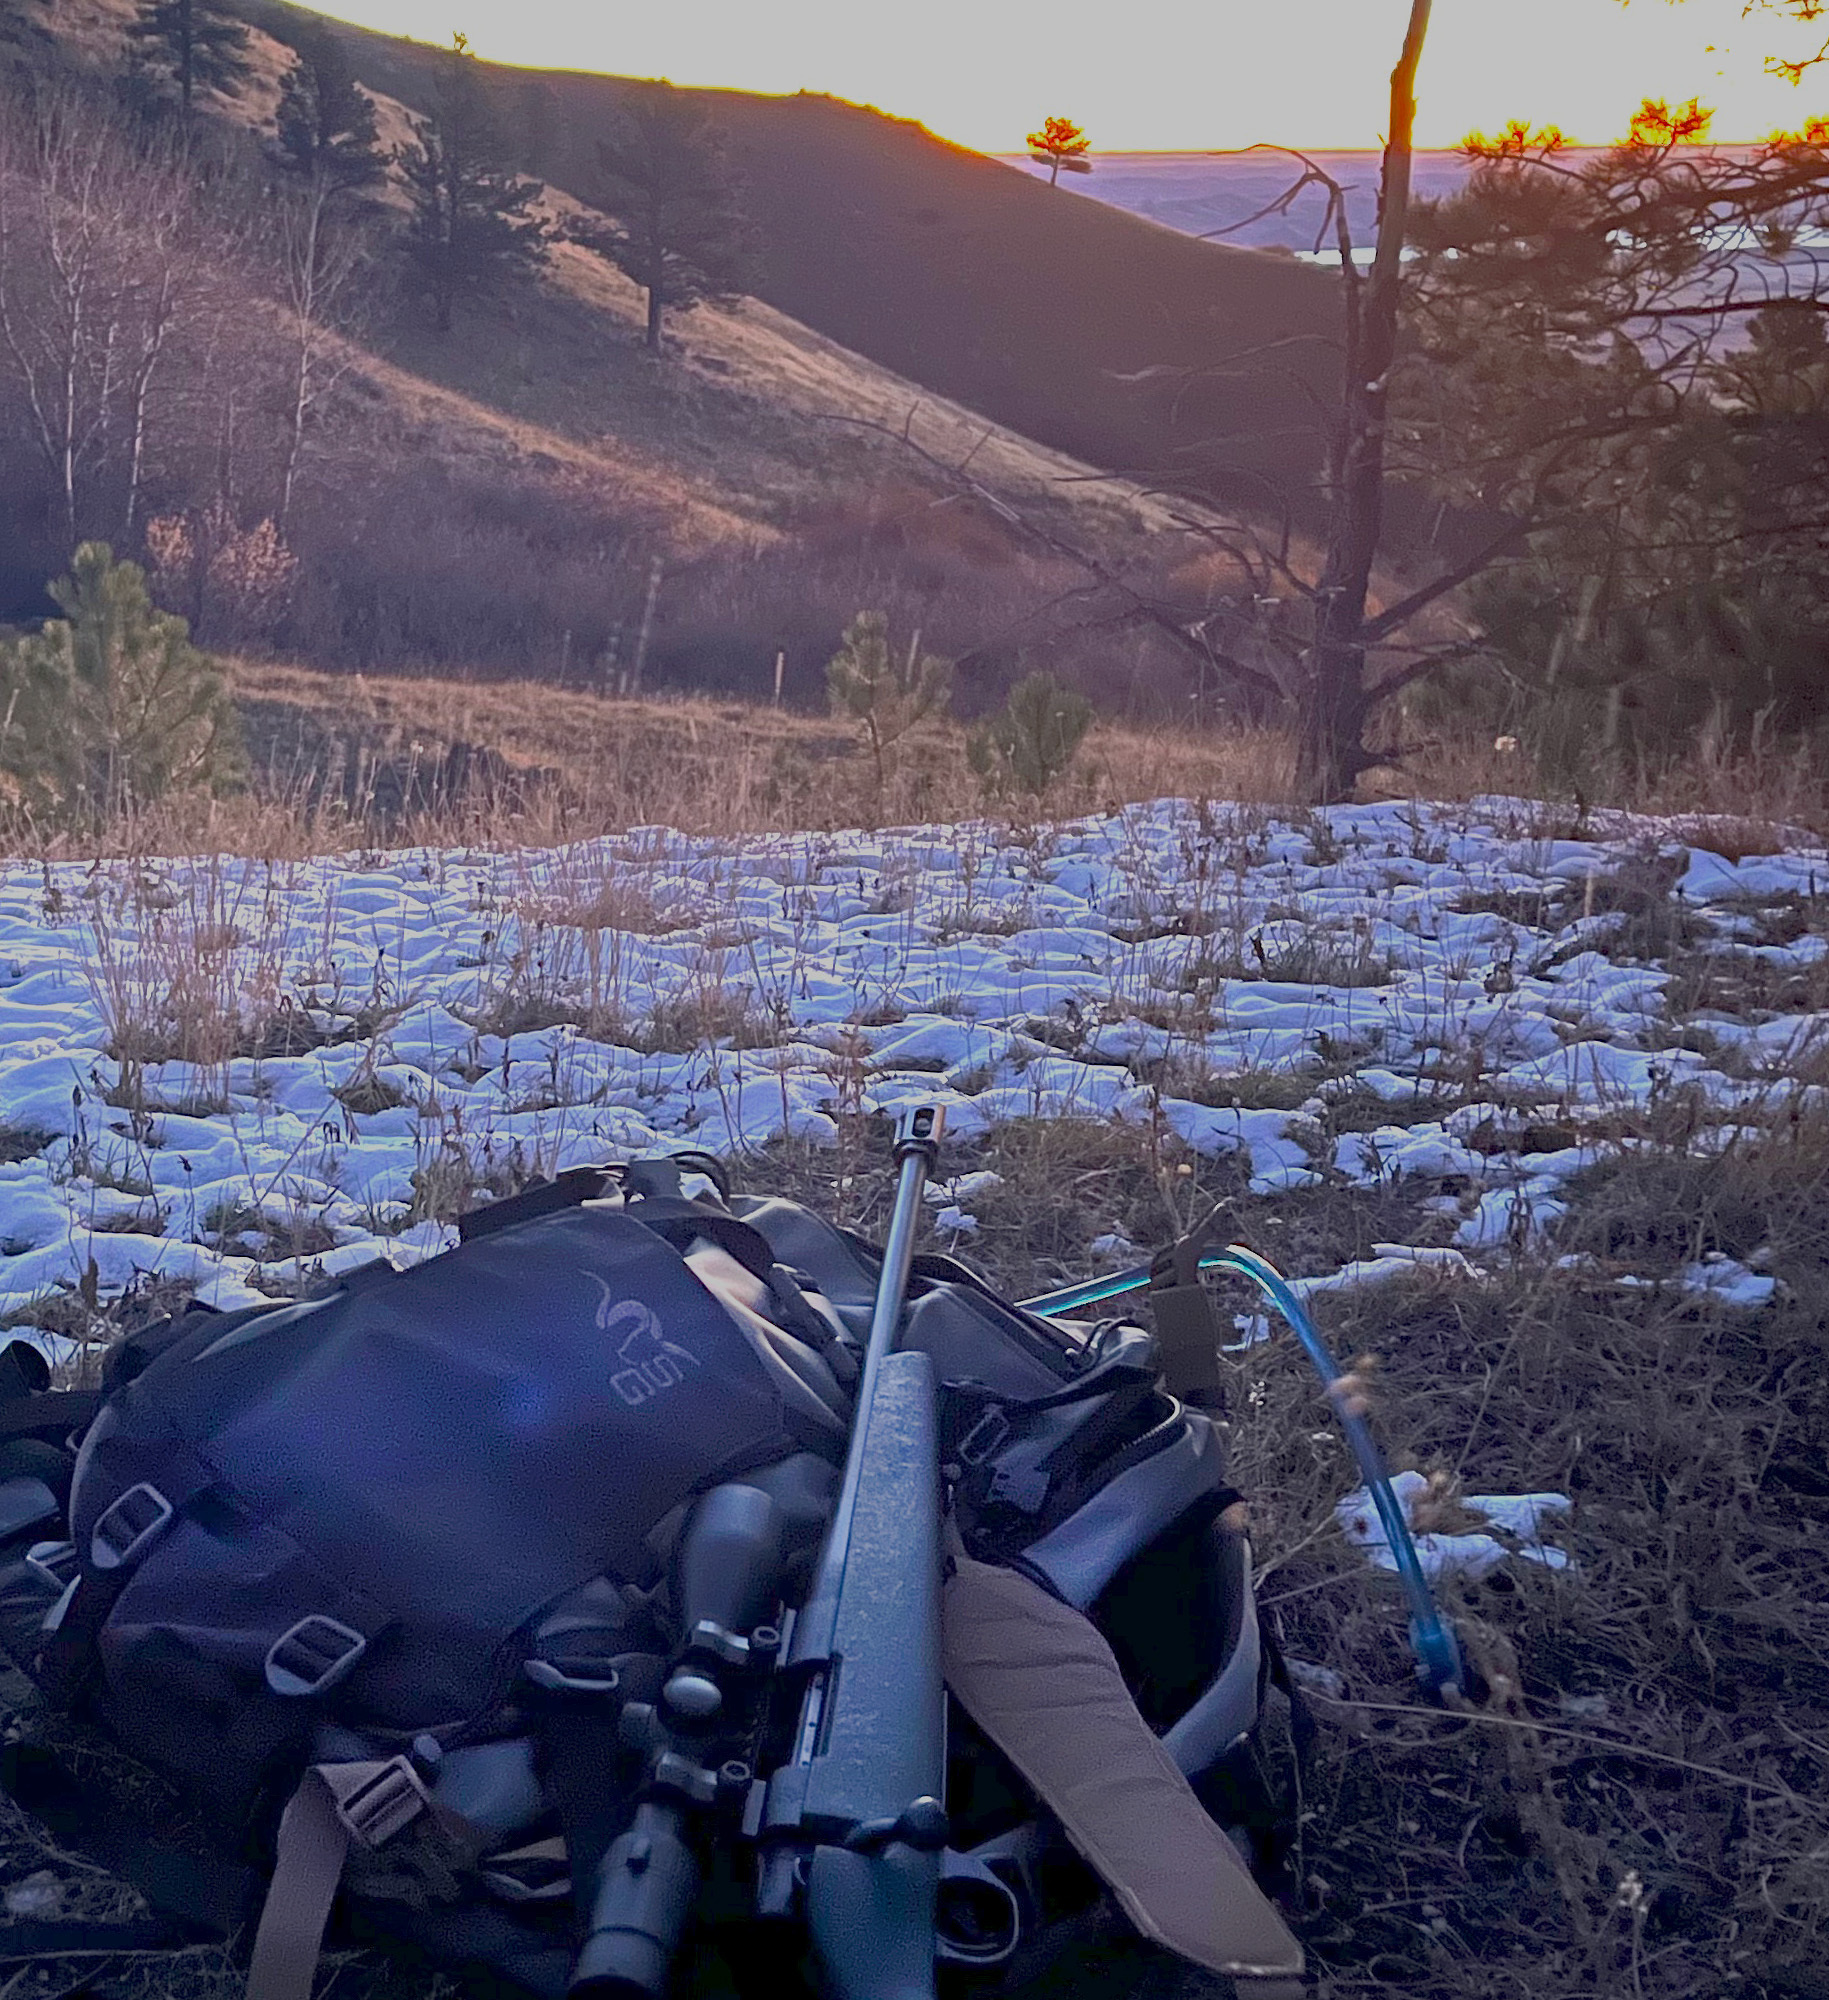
[{"xmin": 589, "ymin": 1276, "xmax": 700, "ymax": 1409}]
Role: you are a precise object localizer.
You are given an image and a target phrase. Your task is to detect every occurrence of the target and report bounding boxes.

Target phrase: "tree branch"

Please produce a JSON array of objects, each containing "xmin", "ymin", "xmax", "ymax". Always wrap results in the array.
[
  {"xmin": 1360, "ymin": 519, "xmax": 1531, "ymax": 643},
  {"xmin": 814, "ymin": 411, "xmax": 1291, "ymax": 705}
]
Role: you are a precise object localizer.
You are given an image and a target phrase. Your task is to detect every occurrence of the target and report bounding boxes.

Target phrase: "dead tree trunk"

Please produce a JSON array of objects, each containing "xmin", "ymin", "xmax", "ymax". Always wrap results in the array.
[{"xmin": 1297, "ymin": 0, "xmax": 1432, "ymax": 803}]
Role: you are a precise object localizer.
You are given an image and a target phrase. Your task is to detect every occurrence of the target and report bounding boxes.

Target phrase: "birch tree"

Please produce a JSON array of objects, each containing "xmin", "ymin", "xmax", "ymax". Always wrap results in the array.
[{"xmin": 0, "ymin": 94, "xmax": 223, "ymax": 548}]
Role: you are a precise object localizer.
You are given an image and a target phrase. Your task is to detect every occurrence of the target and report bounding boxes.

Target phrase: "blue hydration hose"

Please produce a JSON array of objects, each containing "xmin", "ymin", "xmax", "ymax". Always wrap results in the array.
[{"xmin": 1020, "ymin": 1245, "xmax": 1463, "ymax": 1697}]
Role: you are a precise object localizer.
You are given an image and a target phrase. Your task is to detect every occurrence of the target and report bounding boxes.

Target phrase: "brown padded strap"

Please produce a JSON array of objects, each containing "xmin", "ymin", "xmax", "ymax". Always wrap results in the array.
[
  {"xmin": 942, "ymin": 1554, "xmax": 1304, "ymax": 1995},
  {"xmin": 246, "ymin": 1760, "xmax": 431, "ymax": 2000},
  {"xmin": 245, "ymin": 1773, "xmax": 351, "ymax": 2000}
]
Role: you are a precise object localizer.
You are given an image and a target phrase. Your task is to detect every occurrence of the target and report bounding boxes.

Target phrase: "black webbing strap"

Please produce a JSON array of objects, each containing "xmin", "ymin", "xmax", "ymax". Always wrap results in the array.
[
  {"xmin": 0, "ymin": 1916, "xmax": 199, "ymax": 1958},
  {"xmin": 1147, "ymin": 1199, "xmax": 1231, "ymax": 1411},
  {"xmin": 36, "ymin": 1438, "xmax": 222, "ymax": 1709},
  {"xmin": 623, "ymin": 1198, "xmax": 780, "ymax": 1283},
  {"xmin": 527, "ymin": 1697, "xmax": 632, "ymax": 1909},
  {"xmin": 0, "ymin": 1342, "xmax": 48, "ymax": 1400},
  {"xmin": 0, "ymin": 1741, "xmax": 256, "ymax": 1936},
  {"xmin": 1263, "ymin": 1627, "xmax": 1318, "ymax": 1782},
  {"xmin": 0, "ymin": 1392, "xmax": 100, "ymax": 1445},
  {"xmin": 457, "ymin": 1165, "xmax": 618, "ymax": 1242},
  {"xmin": 34, "ymin": 1570, "xmax": 127, "ymax": 1709},
  {"xmin": 453, "ymin": 1160, "xmax": 780, "ymax": 1284}
]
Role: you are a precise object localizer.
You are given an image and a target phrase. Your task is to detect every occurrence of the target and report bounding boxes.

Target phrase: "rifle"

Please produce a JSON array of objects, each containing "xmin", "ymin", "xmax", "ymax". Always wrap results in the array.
[
  {"xmin": 759, "ymin": 1101, "xmax": 949, "ymax": 2000},
  {"xmin": 569, "ymin": 1105, "xmax": 948, "ymax": 1999}
]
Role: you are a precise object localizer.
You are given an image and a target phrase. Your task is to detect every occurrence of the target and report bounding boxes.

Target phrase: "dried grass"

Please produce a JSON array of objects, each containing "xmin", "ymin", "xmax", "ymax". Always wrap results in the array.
[
  {"xmin": 748, "ymin": 1093, "xmax": 1829, "ymax": 2000},
  {"xmin": 80, "ymin": 858, "xmax": 295, "ymax": 1111},
  {"xmin": 2, "ymin": 659, "xmax": 1825, "ymax": 865}
]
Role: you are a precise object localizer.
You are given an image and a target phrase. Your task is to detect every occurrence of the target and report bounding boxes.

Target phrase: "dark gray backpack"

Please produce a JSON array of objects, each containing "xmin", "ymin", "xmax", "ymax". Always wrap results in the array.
[{"xmin": 0, "ymin": 1161, "xmax": 1300, "ymax": 1998}]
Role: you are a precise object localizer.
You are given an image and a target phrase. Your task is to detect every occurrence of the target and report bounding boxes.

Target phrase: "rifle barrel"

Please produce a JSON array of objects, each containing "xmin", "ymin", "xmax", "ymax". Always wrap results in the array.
[{"xmin": 793, "ymin": 1104, "xmax": 942, "ymax": 1663}]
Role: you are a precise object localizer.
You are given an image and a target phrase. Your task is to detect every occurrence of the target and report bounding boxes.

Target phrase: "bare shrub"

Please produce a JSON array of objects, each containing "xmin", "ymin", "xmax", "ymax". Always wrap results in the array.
[{"xmin": 145, "ymin": 507, "xmax": 299, "ymax": 651}]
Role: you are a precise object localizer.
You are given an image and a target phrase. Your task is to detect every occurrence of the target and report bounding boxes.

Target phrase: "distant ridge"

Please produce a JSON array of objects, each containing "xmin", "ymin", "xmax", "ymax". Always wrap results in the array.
[{"xmin": 247, "ymin": 2, "xmax": 1364, "ymax": 539}]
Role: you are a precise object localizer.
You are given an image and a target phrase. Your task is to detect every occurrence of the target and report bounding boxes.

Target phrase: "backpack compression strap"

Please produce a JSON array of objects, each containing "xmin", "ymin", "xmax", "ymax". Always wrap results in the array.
[
  {"xmin": 941, "ymin": 1552, "xmax": 1305, "ymax": 1998},
  {"xmin": 246, "ymin": 1759, "xmax": 442, "ymax": 2000}
]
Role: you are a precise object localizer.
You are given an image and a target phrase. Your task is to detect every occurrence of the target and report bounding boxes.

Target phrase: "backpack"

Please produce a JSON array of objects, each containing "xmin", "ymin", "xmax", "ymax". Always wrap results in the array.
[{"xmin": 0, "ymin": 1158, "xmax": 1304, "ymax": 1997}]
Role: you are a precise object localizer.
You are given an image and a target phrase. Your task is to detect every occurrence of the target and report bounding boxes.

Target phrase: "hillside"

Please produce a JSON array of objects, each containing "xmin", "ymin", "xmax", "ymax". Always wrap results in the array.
[
  {"xmin": 245, "ymin": 0, "xmax": 1352, "ymax": 538},
  {"xmin": 0, "ymin": 0, "xmax": 1235, "ymax": 706}
]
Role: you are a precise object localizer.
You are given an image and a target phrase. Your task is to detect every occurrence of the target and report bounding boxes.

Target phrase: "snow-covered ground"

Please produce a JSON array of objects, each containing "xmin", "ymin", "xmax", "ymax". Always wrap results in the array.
[{"xmin": 0, "ymin": 795, "xmax": 1821, "ymax": 1359}]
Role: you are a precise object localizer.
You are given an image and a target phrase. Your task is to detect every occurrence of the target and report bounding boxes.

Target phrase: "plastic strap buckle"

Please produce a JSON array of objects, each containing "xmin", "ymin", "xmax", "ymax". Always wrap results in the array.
[
  {"xmin": 265, "ymin": 1614, "xmax": 369, "ymax": 1697},
  {"xmin": 25, "ymin": 1540, "xmax": 78, "ymax": 1592},
  {"xmin": 523, "ymin": 1653, "xmax": 622, "ymax": 1695},
  {"xmin": 956, "ymin": 1407, "xmax": 1010, "ymax": 1468},
  {"xmin": 89, "ymin": 1484, "xmax": 174, "ymax": 1571},
  {"xmin": 325, "ymin": 1756, "xmax": 428, "ymax": 1848}
]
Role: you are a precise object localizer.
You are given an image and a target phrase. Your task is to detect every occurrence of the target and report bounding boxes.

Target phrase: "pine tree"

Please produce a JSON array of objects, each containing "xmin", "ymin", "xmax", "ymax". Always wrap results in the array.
[
  {"xmin": 0, "ymin": 544, "xmax": 243, "ymax": 816},
  {"xmin": 273, "ymin": 22, "xmax": 384, "ymax": 201},
  {"xmin": 1026, "ymin": 115, "xmax": 1092, "ymax": 186},
  {"xmin": 0, "ymin": 0, "xmax": 55, "ymax": 77},
  {"xmin": 128, "ymin": 0, "xmax": 250, "ymax": 120},
  {"xmin": 967, "ymin": 673, "xmax": 1094, "ymax": 797},
  {"xmin": 395, "ymin": 35, "xmax": 547, "ymax": 333},
  {"xmin": 825, "ymin": 611, "xmax": 953, "ymax": 796},
  {"xmin": 574, "ymin": 83, "xmax": 752, "ymax": 353},
  {"xmin": 0, "ymin": 607, "xmax": 82, "ymax": 813}
]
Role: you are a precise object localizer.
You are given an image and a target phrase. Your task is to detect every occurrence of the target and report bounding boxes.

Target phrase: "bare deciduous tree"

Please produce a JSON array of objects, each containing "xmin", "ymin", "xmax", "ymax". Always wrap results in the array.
[
  {"xmin": 0, "ymin": 92, "xmax": 228, "ymax": 548},
  {"xmin": 1295, "ymin": 0, "xmax": 1434, "ymax": 800},
  {"xmin": 271, "ymin": 179, "xmax": 368, "ymax": 532}
]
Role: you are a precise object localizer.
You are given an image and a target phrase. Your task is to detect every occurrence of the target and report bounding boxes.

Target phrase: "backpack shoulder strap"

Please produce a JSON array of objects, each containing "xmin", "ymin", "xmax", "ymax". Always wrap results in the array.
[
  {"xmin": 942, "ymin": 1552, "xmax": 1305, "ymax": 1997},
  {"xmin": 0, "ymin": 1739, "xmax": 256, "ymax": 1936},
  {"xmin": 247, "ymin": 1758, "xmax": 446, "ymax": 2000}
]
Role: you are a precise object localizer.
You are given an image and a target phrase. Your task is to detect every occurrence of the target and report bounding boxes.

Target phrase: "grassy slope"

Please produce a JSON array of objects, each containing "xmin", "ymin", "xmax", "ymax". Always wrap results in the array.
[
  {"xmin": 10, "ymin": 0, "xmax": 1187, "ymax": 629},
  {"xmin": 9, "ymin": 1, "xmax": 1376, "ymax": 709},
  {"xmin": 244, "ymin": 0, "xmax": 1359, "ymax": 541}
]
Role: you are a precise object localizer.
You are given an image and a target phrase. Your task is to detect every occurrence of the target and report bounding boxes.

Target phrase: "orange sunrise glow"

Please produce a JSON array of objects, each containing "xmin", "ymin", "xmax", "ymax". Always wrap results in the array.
[{"xmin": 305, "ymin": 0, "xmax": 1826, "ymax": 149}]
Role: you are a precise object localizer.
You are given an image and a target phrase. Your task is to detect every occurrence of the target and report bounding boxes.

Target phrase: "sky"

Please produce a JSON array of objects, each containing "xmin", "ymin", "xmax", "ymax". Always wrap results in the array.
[{"xmin": 307, "ymin": 0, "xmax": 1829, "ymax": 150}]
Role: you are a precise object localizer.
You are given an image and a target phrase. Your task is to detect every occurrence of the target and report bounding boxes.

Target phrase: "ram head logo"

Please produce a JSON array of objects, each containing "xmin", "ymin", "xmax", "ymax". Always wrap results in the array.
[{"xmin": 587, "ymin": 1275, "xmax": 701, "ymax": 1409}]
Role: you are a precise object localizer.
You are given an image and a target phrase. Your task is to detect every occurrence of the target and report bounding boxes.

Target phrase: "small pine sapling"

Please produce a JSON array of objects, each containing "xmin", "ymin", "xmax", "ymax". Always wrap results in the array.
[
  {"xmin": 825, "ymin": 611, "xmax": 954, "ymax": 798},
  {"xmin": 967, "ymin": 671, "xmax": 1094, "ymax": 797},
  {"xmin": 0, "ymin": 544, "xmax": 243, "ymax": 818}
]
